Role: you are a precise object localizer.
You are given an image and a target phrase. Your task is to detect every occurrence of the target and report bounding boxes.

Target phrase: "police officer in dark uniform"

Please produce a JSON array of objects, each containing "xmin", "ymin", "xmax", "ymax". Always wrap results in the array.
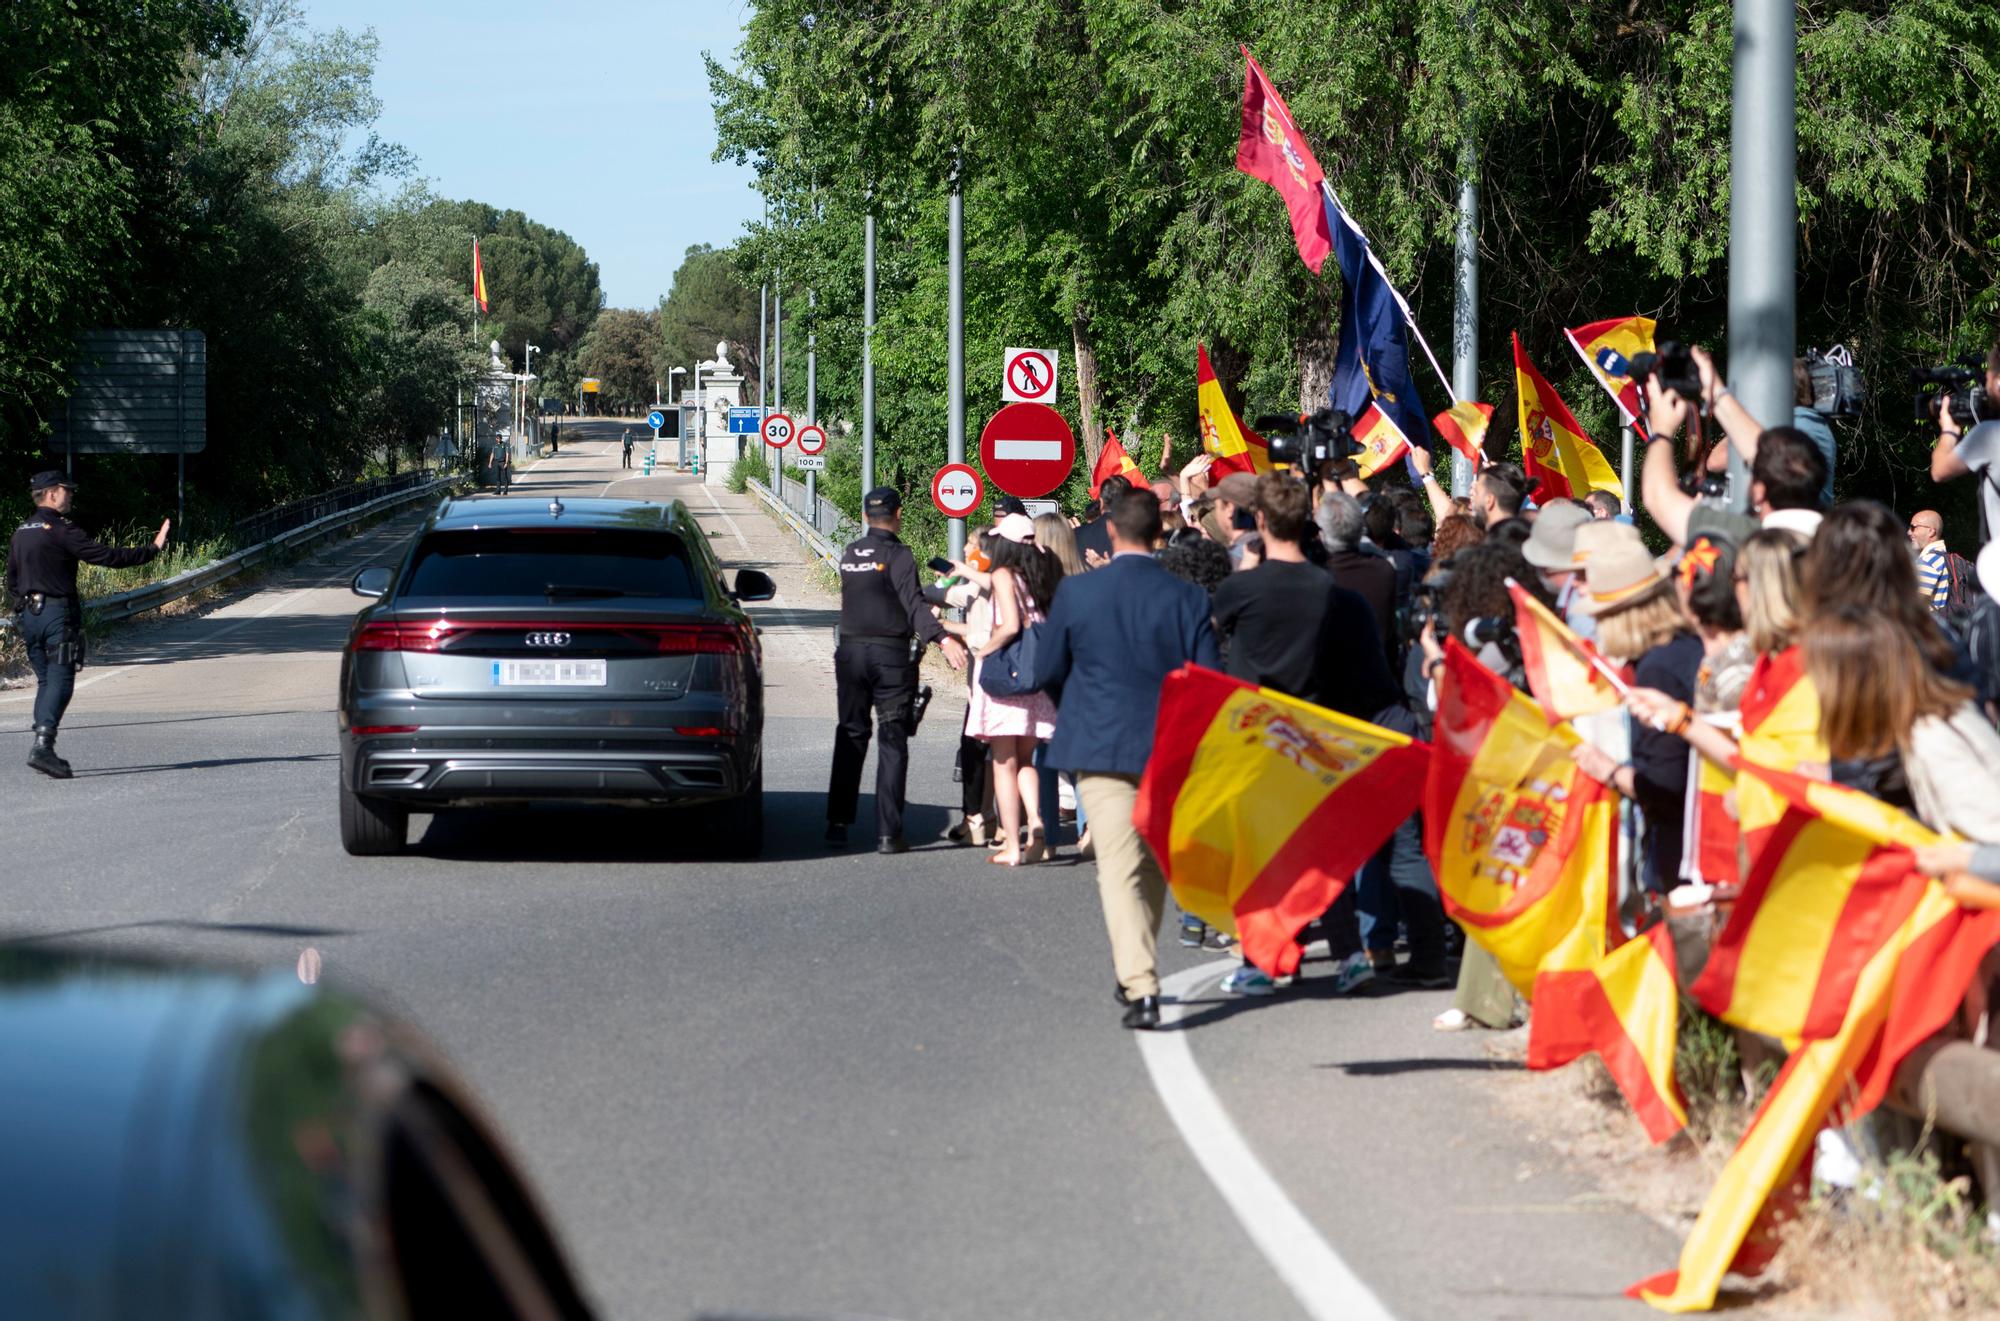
[
  {"xmin": 6, "ymin": 472, "xmax": 169, "ymax": 778},
  {"xmin": 826, "ymin": 487, "xmax": 967, "ymax": 853}
]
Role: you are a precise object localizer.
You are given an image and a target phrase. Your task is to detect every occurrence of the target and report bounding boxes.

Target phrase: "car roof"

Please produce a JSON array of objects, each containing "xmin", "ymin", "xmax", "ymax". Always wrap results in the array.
[{"xmin": 428, "ymin": 495, "xmax": 694, "ymax": 534}]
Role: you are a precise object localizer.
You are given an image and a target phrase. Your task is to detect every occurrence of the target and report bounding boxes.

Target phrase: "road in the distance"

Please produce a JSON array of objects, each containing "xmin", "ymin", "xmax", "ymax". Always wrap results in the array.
[{"xmin": 1, "ymin": 423, "xmax": 1675, "ymax": 1320}]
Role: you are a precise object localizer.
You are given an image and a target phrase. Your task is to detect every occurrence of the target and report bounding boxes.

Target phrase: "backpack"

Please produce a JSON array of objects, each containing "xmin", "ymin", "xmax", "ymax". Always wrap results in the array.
[{"xmin": 1940, "ymin": 550, "xmax": 1979, "ymax": 624}]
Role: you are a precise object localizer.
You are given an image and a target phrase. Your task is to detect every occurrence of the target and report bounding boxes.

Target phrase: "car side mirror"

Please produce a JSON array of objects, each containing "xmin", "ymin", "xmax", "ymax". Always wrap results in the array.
[
  {"xmin": 732, "ymin": 569, "xmax": 776, "ymax": 602},
  {"xmin": 352, "ymin": 567, "xmax": 392, "ymax": 599}
]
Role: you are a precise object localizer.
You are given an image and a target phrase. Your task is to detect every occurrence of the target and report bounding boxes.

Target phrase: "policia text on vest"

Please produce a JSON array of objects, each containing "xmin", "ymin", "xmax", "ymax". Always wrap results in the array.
[
  {"xmin": 5, "ymin": 471, "xmax": 170, "ymax": 779},
  {"xmin": 824, "ymin": 486, "xmax": 968, "ymax": 853}
]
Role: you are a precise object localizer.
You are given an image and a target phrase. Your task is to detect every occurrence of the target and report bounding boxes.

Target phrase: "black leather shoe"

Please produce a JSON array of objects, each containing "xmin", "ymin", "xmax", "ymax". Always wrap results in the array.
[
  {"xmin": 824, "ymin": 823, "xmax": 849, "ymax": 848},
  {"xmin": 877, "ymin": 835, "xmax": 909, "ymax": 855},
  {"xmin": 1113, "ymin": 984, "xmax": 1130, "ymax": 1006},
  {"xmin": 1120, "ymin": 995, "xmax": 1160, "ymax": 1029},
  {"xmin": 26, "ymin": 734, "xmax": 71, "ymax": 780}
]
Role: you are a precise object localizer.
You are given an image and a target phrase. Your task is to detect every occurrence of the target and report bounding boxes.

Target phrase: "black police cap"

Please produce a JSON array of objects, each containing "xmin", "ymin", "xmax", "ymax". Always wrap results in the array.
[
  {"xmin": 28, "ymin": 470, "xmax": 76, "ymax": 494},
  {"xmin": 863, "ymin": 486, "xmax": 902, "ymax": 516},
  {"xmin": 995, "ymin": 495, "xmax": 1029, "ymax": 516}
]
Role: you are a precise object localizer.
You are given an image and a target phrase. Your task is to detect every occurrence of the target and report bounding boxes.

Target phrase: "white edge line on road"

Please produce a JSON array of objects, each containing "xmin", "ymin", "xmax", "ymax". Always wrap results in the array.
[
  {"xmin": 695, "ymin": 483, "xmax": 752, "ymax": 554},
  {"xmin": 1136, "ymin": 959, "xmax": 1398, "ymax": 1321}
]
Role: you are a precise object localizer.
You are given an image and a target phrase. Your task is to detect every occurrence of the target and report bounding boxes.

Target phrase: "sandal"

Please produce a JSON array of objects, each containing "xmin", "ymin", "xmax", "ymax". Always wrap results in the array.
[
  {"xmin": 987, "ymin": 852, "xmax": 1022, "ymax": 867},
  {"xmin": 1021, "ymin": 826, "xmax": 1048, "ymax": 865}
]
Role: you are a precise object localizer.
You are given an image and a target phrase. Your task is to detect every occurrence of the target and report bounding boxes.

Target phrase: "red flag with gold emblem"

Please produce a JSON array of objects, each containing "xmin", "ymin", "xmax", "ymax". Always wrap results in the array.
[{"xmin": 1234, "ymin": 49, "xmax": 1331, "ymax": 273}]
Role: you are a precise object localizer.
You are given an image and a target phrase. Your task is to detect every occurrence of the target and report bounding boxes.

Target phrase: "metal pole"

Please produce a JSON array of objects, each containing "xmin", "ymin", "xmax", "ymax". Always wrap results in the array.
[
  {"xmin": 1450, "ymin": 136, "xmax": 1479, "ymax": 499},
  {"xmin": 947, "ymin": 158, "xmax": 966, "ymax": 561},
  {"xmin": 1728, "ymin": 0, "xmax": 1796, "ymax": 514},
  {"xmin": 806, "ymin": 288, "xmax": 817, "ymax": 509},
  {"xmin": 1620, "ymin": 424, "xmax": 1636, "ymax": 513},
  {"xmin": 759, "ymin": 283, "xmax": 769, "ymax": 411},
  {"xmin": 773, "ymin": 272, "xmax": 783, "ymax": 500},
  {"xmin": 863, "ymin": 210, "xmax": 876, "ymax": 493}
]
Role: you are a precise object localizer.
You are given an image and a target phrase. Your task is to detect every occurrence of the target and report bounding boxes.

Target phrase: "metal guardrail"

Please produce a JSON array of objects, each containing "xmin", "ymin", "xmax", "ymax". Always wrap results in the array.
[
  {"xmin": 772, "ymin": 472, "xmax": 857, "ymax": 543},
  {"xmin": 747, "ymin": 479, "xmax": 842, "ymax": 567},
  {"xmin": 85, "ymin": 476, "xmax": 458, "ymax": 624},
  {"xmin": 232, "ymin": 470, "xmax": 440, "ymax": 547}
]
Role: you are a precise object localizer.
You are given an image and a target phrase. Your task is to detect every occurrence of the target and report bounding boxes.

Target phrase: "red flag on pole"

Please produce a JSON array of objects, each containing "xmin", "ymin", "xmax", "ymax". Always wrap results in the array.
[
  {"xmin": 1234, "ymin": 49, "xmax": 1332, "ymax": 274},
  {"xmin": 473, "ymin": 238, "xmax": 490, "ymax": 314},
  {"xmin": 1090, "ymin": 429, "xmax": 1147, "ymax": 498}
]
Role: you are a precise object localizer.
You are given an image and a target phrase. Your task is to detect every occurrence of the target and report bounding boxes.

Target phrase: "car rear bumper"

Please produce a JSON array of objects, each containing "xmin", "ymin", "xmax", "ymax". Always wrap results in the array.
[{"xmin": 343, "ymin": 734, "xmax": 753, "ymax": 807}]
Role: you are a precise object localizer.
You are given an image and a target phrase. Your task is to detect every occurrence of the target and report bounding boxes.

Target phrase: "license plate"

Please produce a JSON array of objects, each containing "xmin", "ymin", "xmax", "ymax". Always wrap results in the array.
[{"xmin": 493, "ymin": 659, "xmax": 607, "ymax": 687}]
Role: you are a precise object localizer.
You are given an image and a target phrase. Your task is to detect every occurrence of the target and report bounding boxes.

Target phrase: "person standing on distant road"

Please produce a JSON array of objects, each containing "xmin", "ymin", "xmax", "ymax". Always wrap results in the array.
[
  {"xmin": 622, "ymin": 428, "xmax": 635, "ymax": 469},
  {"xmin": 7, "ymin": 472, "xmax": 169, "ymax": 778},
  {"xmin": 826, "ymin": 487, "xmax": 969, "ymax": 854}
]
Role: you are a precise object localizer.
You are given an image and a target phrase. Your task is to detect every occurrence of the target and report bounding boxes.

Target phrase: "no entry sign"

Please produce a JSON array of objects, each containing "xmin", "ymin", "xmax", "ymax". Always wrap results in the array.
[
  {"xmin": 932, "ymin": 463, "xmax": 984, "ymax": 519},
  {"xmin": 761, "ymin": 411, "xmax": 795, "ymax": 448},
  {"xmin": 1002, "ymin": 347, "xmax": 1059, "ymax": 404},
  {"xmin": 795, "ymin": 422, "xmax": 827, "ymax": 456},
  {"xmin": 978, "ymin": 402, "xmax": 1075, "ymax": 498}
]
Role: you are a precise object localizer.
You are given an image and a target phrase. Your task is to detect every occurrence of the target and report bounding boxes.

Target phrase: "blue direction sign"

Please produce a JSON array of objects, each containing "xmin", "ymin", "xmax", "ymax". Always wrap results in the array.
[
  {"xmin": 647, "ymin": 408, "xmax": 668, "ymax": 430},
  {"xmin": 728, "ymin": 406, "xmax": 766, "ymax": 434}
]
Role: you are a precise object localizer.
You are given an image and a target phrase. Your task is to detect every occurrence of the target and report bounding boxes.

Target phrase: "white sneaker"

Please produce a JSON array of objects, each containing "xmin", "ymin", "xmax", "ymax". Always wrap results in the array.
[
  {"xmin": 1330, "ymin": 951, "xmax": 1376, "ymax": 995},
  {"xmin": 1220, "ymin": 965, "xmax": 1276, "ymax": 996}
]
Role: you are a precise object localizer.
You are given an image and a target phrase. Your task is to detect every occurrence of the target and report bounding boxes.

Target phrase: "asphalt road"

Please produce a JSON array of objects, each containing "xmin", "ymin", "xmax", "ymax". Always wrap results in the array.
[{"xmin": 1, "ymin": 423, "xmax": 1677, "ymax": 1319}]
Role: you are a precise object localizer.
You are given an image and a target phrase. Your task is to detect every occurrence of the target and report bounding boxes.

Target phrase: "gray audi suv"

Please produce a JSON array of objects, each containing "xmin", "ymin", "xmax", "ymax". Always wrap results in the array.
[{"xmin": 336, "ymin": 495, "xmax": 774, "ymax": 857}]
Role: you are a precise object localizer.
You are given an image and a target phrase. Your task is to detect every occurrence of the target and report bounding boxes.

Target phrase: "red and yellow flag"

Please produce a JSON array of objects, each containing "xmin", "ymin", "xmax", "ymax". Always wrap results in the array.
[
  {"xmin": 1196, "ymin": 345, "xmax": 1270, "ymax": 477},
  {"xmin": 1634, "ymin": 772, "xmax": 2000, "ymax": 1313},
  {"xmin": 1426, "ymin": 641, "xmax": 1683, "ymax": 1140},
  {"xmin": 1351, "ymin": 403, "xmax": 1410, "ymax": 478},
  {"xmin": 1136, "ymin": 665, "xmax": 1429, "ymax": 977},
  {"xmin": 1513, "ymin": 332, "xmax": 1624, "ymax": 505},
  {"xmin": 1432, "ymin": 400, "xmax": 1494, "ymax": 467},
  {"xmin": 1735, "ymin": 647, "xmax": 1825, "ymax": 857},
  {"xmin": 1528, "ymin": 923, "xmax": 1690, "ymax": 1144},
  {"xmin": 1565, "ymin": 315, "xmax": 1656, "ymax": 433},
  {"xmin": 1685, "ymin": 749, "xmax": 1740, "ymax": 888},
  {"xmin": 1507, "ymin": 579, "xmax": 1628, "ymax": 724},
  {"xmin": 473, "ymin": 238, "xmax": 490, "ymax": 314},
  {"xmin": 1089, "ymin": 429, "xmax": 1147, "ymax": 498}
]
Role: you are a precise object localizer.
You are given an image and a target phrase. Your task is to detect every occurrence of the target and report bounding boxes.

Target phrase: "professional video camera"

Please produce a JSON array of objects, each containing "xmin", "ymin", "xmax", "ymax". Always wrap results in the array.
[
  {"xmin": 1253, "ymin": 406, "xmax": 1357, "ymax": 476},
  {"xmin": 1912, "ymin": 359, "xmax": 2000, "ymax": 429},
  {"xmin": 1628, "ymin": 340, "xmax": 1702, "ymax": 402}
]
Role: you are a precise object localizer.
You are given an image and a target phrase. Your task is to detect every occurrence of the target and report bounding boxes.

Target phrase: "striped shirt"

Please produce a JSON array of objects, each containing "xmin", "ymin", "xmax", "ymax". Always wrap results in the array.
[{"xmin": 1916, "ymin": 542, "xmax": 1951, "ymax": 611}]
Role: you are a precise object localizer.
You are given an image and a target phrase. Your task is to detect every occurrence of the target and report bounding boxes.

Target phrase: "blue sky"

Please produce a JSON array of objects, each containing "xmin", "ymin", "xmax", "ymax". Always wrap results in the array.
[{"xmin": 309, "ymin": 0, "xmax": 763, "ymax": 309}]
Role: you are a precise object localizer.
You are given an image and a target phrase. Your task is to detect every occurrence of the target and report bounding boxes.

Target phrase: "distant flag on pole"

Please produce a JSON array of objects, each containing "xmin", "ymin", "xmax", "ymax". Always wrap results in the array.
[
  {"xmin": 1513, "ymin": 333, "xmax": 1623, "ymax": 504},
  {"xmin": 1565, "ymin": 315, "xmax": 1656, "ymax": 434},
  {"xmin": 1432, "ymin": 400, "xmax": 1494, "ymax": 467},
  {"xmin": 1234, "ymin": 49, "xmax": 1331, "ymax": 274},
  {"xmin": 1327, "ymin": 191, "xmax": 1431, "ymax": 447},
  {"xmin": 473, "ymin": 238, "xmax": 490, "ymax": 314},
  {"xmin": 1196, "ymin": 345, "xmax": 1270, "ymax": 477},
  {"xmin": 1090, "ymin": 429, "xmax": 1147, "ymax": 498}
]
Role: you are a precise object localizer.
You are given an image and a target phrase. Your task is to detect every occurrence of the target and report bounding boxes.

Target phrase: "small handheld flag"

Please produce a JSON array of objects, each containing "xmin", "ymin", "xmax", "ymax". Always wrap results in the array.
[
  {"xmin": 1196, "ymin": 345, "xmax": 1269, "ymax": 477},
  {"xmin": 1513, "ymin": 333, "xmax": 1623, "ymax": 504}
]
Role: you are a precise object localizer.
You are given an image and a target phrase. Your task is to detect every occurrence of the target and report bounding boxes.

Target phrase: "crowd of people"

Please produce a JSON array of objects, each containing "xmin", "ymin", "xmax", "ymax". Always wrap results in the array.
[{"xmin": 905, "ymin": 338, "xmax": 2000, "ymax": 1051}]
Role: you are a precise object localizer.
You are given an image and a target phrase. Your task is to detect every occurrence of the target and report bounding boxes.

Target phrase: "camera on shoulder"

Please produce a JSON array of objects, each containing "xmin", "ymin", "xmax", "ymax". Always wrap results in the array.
[
  {"xmin": 1912, "ymin": 358, "xmax": 2000, "ymax": 429},
  {"xmin": 1253, "ymin": 406, "xmax": 1358, "ymax": 476},
  {"xmin": 1628, "ymin": 340, "xmax": 1702, "ymax": 402}
]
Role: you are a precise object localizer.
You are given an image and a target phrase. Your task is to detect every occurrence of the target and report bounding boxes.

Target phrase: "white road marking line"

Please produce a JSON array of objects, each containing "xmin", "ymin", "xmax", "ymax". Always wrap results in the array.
[
  {"xmin": 694, "ymin": 483, "xmax": 752, "ymax": 553},
  {"xmin": 1135, "ymin": 959, "xmax": 1398, "ymax": 1321}
]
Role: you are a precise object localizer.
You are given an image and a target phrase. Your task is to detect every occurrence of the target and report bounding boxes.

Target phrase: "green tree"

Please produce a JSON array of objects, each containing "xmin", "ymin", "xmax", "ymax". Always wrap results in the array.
[
  {"xmin": 658, "ymin": 245, "xmax": 764, "ymax": 396},
  {"xmin": 575, "ymin": 308, "xmax": 663, "ymax": 414}
]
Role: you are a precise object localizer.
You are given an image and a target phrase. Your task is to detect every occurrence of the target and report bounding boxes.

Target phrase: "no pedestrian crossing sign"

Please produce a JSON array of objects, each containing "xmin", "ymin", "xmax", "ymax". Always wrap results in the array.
[
  {"xmin": 978, "ymin": 402, "xmax": 1075, "ymax": 498},
  {"xmin": 932, "ymin": 463, "xmax": 984, "ymax": 519},
  {"xmin": 729, "ymin": 406, "xmax": 766, "ymax": 434},
  {"xmin": 1002, "ymin": 347, "xmax": 1059, "ymax": 404},
  {"xmin": 647, "ymin": 408, "xmax": 667, "ymax": 430},
  {"xmin": 795, "ymin": 423, "xmax": 827, "ymax": 456},
  {"xmin": 761, "ymin": 411, "xmax": 796, "ymax": 449}
]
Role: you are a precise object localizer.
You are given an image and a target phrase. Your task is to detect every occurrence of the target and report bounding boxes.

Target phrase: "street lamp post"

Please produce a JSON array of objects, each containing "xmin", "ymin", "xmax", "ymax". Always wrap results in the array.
[
  {"xmin": 667, "ymin": 366, "xmax": 687, "ymax": 466},
  {"xmin": 521, "ymin": 344, "xmax": 541, "ymax": 448}
]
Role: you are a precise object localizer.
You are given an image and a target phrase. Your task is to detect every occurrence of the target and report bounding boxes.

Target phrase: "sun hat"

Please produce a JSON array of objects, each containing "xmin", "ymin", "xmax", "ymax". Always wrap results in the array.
[
  {"xmin": 1567, "ymin": 517, "xmax": 1643, "ymax": 573},
  {"xmin": 1521, "ymin": 500, "xmax": 1590, "ymax": 570},
  {"xmin": 1575, "ymin": 538, "xmax": 1674, "ymax": 616}
]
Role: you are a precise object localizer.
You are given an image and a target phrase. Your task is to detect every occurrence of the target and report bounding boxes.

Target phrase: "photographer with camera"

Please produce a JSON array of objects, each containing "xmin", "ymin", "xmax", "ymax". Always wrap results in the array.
[
  {"xmin": 1927, "ymin": 342, "xmax": 2000, "ymax": 542},
  {"xmin": 1639, "ymin": 354, "xmax": 1827, "ymax": 548}
]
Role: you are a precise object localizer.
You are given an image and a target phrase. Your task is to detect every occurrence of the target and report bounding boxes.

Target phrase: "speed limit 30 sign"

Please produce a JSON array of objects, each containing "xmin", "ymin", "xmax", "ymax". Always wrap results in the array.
[
  {"xmin": 761, "ymin": 411, "xmax": 796, "ymax": 448},
  {"xmin": 931, "ymin": 463, "xmax": 984, "ymax": 519}
]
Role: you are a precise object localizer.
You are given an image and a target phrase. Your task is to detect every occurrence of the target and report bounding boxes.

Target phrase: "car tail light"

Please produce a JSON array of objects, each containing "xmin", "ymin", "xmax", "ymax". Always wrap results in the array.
[
  {"xmin": 352, "ymin": 725, "xmax": 420, "ymax": 736},
  {"xmin": 673, "ymin": 725, "xmax": 733, "ymax": 737},
  {"xmin": 352, "ymin": 621, "xmax": 455, "ymax": 652},
  {"xmin": 642, "ymin": 624, "xmax": 748, "ymax": 655},
  {"xmin": 349, "ymin": 620, "xmax": 748, "ymax": 654}
]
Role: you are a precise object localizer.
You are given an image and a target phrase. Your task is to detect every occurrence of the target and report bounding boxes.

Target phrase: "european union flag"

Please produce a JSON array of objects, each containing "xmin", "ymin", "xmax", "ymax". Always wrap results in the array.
[{"xmin": 1326, "ymin": 191, "xmax": 1430, "ymax": 448}]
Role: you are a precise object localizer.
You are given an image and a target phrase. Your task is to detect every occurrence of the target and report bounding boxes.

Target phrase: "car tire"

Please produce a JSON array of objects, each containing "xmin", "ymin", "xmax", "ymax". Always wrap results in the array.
[
  {"xmin": 715, "ymin": 761, "xmax": 764, "ymax": 859},
  {"xmin": 340, "ymin": 780, "xmax": 409, "ymax": 856}
]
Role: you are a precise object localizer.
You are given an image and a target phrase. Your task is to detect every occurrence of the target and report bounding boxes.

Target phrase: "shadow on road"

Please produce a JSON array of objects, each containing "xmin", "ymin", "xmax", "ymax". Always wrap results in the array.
[
  {"xmin": 77, "ymin": 752, "xmax": 337, "ymax": 777},
  {"xmin": 2, "ymin": 918, "xmax": 355, "ymax": 947},
  {"xmin": 407, "ymin": 789, "xmax": 947, "ymax": 864},
  {"xmin": 1320, "ymin": 1056, "xmax": 1524, "ymax": 1076}
]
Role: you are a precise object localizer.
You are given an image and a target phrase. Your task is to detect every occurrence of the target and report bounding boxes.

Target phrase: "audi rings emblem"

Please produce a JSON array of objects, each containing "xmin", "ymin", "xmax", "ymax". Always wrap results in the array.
[{"xmin": 524, "ymin": 631, "xmax": 572, "ymax": 648}]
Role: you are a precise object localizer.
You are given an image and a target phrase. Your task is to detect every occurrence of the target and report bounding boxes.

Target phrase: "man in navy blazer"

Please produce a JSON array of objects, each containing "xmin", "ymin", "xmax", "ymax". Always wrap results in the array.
[{"xmin": 1029, "ymin": 489, "xmax": 1219, "ymax": 1028}]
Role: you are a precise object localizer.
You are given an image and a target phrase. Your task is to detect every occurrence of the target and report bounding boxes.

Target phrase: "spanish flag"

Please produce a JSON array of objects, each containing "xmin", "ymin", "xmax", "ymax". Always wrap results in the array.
[
  {"xmin": 1633, "ymin": 772, "xmax": 2000, "ymax": 1313},
  {"xmin": 1351, "ymin": 403, "xmax": 1410, "ymax": 478},
  {"xmin": 1427, "ymin": 641, "xmax": 1684, "ymax": 1140},
  {"xmin": 1692, "ymin": 763, "xmax": 1936, "ymax": 1044},
  {"xmin": 473, "ymin": 238, "xmax": 490, "ymax": 314},
  {"xmin": 1735, "ymin": 647, "xmax": 1825, "ymax": 855},
  {"xmin": 1506, "ymin": 579, "xmax": 1628, "ymax": 723},
  {"xmin": 1433, "ymin": 400, "xmax": 1494, "ymax": 466},
  {"xmin": 1089, "ymin": 429, "xmax": 1147, "ymax": 498},
  {"xmin": 1684, "ymin": 748, "xmax": 1740, "ymax": 887},
  {"xmin": 1513, "ymin": 332, "xmax": 1624, "ymax": 505},
  {"xmin": 1136, "ymin": 665, "xmax": 1429, "ymax": 977},
  {"xmin": 1565, "ymin": 315, "xmax": 1656, "ymax": 433},
  {"xmin": 1196, "ymin": 345, "xmax": 1269, "ymax": 477}
]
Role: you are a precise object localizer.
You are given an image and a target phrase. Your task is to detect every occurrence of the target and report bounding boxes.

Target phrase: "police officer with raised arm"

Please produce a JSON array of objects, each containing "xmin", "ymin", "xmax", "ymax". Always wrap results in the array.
[
  {"xmin": 826, "ymin": 486, "xmax": 967, "ymax": 853},
  {"xmin": 7, "ymin": 472, "xmax": 169, "ymax": 778}
]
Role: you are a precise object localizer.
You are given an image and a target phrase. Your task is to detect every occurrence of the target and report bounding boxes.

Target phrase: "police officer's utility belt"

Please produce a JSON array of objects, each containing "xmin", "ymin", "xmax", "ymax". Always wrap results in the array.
[{"xmin": 841, "ymin": 632, "xmax": 913, "ymax": 647}]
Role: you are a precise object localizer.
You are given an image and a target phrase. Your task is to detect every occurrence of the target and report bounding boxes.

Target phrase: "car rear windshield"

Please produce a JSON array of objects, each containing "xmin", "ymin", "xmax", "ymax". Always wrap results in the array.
[{"xmin": 399, "ymin": 529, "xmax": 704, "ymax": 602}]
